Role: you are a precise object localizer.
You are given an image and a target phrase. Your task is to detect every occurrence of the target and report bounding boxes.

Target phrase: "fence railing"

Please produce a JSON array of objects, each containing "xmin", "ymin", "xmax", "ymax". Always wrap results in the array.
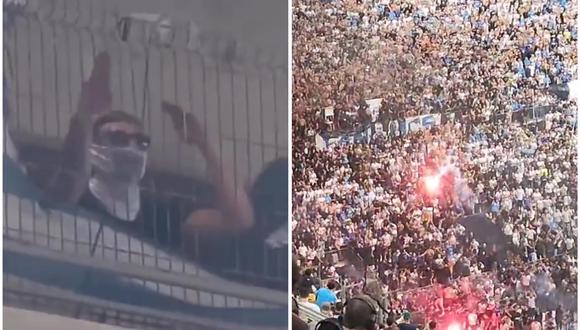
[
  {"xmin": 4, "ymin": 273, "xmax": 284, "ymax": 330},
  {"xmin": 4, "ymin": 0, "xmax": 287, "ymax": 180}
]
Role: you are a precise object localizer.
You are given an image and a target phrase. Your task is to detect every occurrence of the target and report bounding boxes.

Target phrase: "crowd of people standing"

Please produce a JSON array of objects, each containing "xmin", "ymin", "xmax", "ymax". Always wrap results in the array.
[{"xmin": 292, "ymin": 0, "xmax": 577, "ymax": 328}]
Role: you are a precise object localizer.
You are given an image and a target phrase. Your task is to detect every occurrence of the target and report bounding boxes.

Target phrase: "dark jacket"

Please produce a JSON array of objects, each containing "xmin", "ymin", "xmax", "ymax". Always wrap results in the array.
[{"xmin": 398, "ymin": 323, "xmax": 418, "ymax": 330}]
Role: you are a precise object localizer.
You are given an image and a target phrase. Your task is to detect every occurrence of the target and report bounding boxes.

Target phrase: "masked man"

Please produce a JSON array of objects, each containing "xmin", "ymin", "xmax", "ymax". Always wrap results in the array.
[{"xmin": 20, "ymin": 51, "xmax": 286, "ymax": 288}]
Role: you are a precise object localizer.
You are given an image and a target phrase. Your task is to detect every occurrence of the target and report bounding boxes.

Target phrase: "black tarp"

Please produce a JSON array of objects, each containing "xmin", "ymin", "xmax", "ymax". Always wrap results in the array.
[
  {"xmin": 458, "ymin": 214, "xmax": 508, "ymax": 263},
  {"xmin": 548, "ymin": 84, "xmax": 570, "ymax": 100}
]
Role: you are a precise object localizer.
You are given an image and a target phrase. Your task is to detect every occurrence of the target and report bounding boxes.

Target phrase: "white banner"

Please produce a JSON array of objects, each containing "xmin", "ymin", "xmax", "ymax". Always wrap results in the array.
[
  {"xmin": 315, "ymin": 134, "xmax": 326, "ymax": 150},
  {"xmin": 405, "ymin": 113, "xmax": 442, "ymax": 132}
]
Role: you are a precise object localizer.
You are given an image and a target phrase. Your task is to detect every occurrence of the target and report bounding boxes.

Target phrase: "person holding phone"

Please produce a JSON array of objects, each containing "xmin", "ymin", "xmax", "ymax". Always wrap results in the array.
[{"xmin": 5, "ymin": 51, "xmax": 287, "ymax": 326}]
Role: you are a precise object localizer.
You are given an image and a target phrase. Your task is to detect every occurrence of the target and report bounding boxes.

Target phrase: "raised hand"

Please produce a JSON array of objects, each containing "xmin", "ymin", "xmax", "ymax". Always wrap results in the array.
[
  {"xmin": 43, "ymin": 52, "xmax": 111, "ymax": 205},
  {"xmin": 79, "ymin": 51, "xmax": 112, "ymax": 116},
  {"xmin": 162, "ymin": 101, "xmax": 206, "ymax": 146}
]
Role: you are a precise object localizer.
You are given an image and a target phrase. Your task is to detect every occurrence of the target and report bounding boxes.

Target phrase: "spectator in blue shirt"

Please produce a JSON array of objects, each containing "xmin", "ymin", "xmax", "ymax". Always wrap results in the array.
[
  {"xmin": 491, "ymin": 200, "xmax": 500, "ymax": 214},
  {"xmin": 316, "ymin": 280, "xmax": 338, "ymax": 307}
]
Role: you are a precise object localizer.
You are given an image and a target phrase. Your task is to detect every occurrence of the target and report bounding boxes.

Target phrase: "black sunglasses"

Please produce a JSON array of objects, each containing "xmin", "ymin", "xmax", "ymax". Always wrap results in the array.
[{"xmin": 97, "ymin": 130, "xmax": 151, "ymax": 150}]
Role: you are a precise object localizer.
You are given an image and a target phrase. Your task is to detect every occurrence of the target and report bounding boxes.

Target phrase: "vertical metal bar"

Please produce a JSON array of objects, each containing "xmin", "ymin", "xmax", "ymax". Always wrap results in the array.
[
  {"xmin": 64, "ymin": 2, "xmax": 74, "ymax": 119},
  {"xmin": 59, "ymin": 212, "xmax": 65, "ymax": 251},
  {"xmin": 200, "ymin": 57, "xmax": 208, "ymax": 158},
  {"xmin": 117, "ymin": 39, "xmax": 124, "ymax": 113},
  {"xmin": 125, "ymin": 185, "xmax": 132, "ymax": 263},
  {"xmin": 114, "ymin": 223, "xmax": 119, "ymax": 261},
  {"xmin": 88, "ymin": 214, "xmax": 92, "ymax": 251},
  {"xmin": 272, "ymin": 70, "xmax": 279, "ymax": 158},
  {"xmin": 142, "ymin": 45, "xmax": 153, "ymax": 267},
  {"xmin": 4, "ymin": 34, "xmax": 14, "ymax": 92},
  {"xmin": 166, "ymin": 200, "xmax": 173, "ymax": 271},
  {"xmin": 32, "ymin": 195, "xmax": 37, "ymax": 244},
  {"xmin": 152, "ymin": 185, "xmax": 159, "ymax": 268},
  {"xmin": 257, "ymin": 69, "xmax": 265, "ymax": 166},
  {"xmin": 178, "ymin": 201, "xmax": 185, "ymax": 273},
  {"xmin": 188, "ymin": 56, "xmax": 199, "ymax": 275},
  {"xmin": 40, "ymin": 19, "xmax": 48, "ymax": 137},
  {"xmin": 160, "ymin": 49, "xmax": 167, "ymax": 173},
  {"xmin": 52, "ymin": 24, "xmax": 61, "ymax": 136},
  {"xmin": 17, "ymin": 197, "xmax": 23, "ymax": 239},
  {"xmin": 215, "ymin": 63, "xmax": 224, "ymax": 187},
  {"xmin": 100, "ymin": 218, "xmax": 105, "ymax": 257},
  {"xmin": 185, "ymin": 54, "xmax": 196, "ymax": 274},
  {"xmin": 73, "ymin": 209, "xmax": 78, "ymax": 253},
  {"xmin": 46, "ymin": 200, "xmax": 51, "ymax": 247},
  {"xmin": 126, "ymin": 201, "xmax": 132, "ymax": 263},
  {"xmin": 28, "ymin": 17, "xmax": 36, "ymax": 133},
  {"xmin": 124, "ymin": 188, "xmax": 133, "ymax": 263},
  {"xmin": 196, "ymin": 57, "xmax": 209, "ymax": 263},
  {"xmin": 238, "ymin": 70, "xmax": 253, "ymax": 273},
  {"xmin": 88, "ymin": 223, "xmax": 103, "ymax": 257},
  {"xmin": 244, "ymin": 72, "xmax": 252, "ymax": 193},
  {"xmin": 142, "ymin": 46, "xmax": 151, "ymax": 125},
  {"xmin": 263, "ymin": 242, "xmax": 269, "ymax": 279},
  {"xmin": 173, "ymin": 50, "xmax": 181, "ymax": 174},
  {"xmin": 257, "ymin": 69, "xmax": 267, "ymax": 276},
  {"xmin": 229, "ymin": 64, "xmax": 238, "ymax": 200},
  {"xmin": 78, "ymin": 28, "xmax": 85, "ymax": 91},
  {"xmin": 130, "ymin": 44, "xmax": 139, "ymax": 121},
  {"xmin": 4, "ymin": 194, "xmax": 8, "ymax": 235},
  {"xmin": 13, "ymin": 16, "xmax": 21, "ymax": 128},
  {"xmin": 160, "ymin": 47, "xmax": 172, "ymax": 267}
]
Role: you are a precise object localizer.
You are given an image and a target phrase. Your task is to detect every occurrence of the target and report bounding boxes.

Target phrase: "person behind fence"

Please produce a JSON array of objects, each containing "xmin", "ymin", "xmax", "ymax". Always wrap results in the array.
[
  {"xmin": 297, "ymin": 277, "xmax": 322, "ymax": 313},
  {"xmin": 40, "ymin": 53, "xmax": 254, "ymax": 231},
  {"xmin": 316, "ymin": 279, "xmax": 339, "ymax": 307},
  {"xmin": 15, "ymin": 51, "xmax": 287, "ymax": 287}
]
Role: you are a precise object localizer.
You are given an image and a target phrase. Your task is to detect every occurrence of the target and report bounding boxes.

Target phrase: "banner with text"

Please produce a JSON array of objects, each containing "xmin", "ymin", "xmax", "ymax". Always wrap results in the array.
[
  {"xmin": 318, "ymin": 125, "xmax": 373, "ymax": 149},
  {"xmin": 405, "ymin": 113, "xmax": 442, "ymax": 133}
]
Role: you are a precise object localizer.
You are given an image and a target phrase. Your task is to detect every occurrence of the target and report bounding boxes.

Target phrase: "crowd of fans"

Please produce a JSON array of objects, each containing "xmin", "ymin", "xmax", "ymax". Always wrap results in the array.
[
  {"xmin": 292, "ymin": 0, "xmax": 577, "ymax": 328},
  {"xmin": 293, "ymin": 0, "xmax": 577, "ymax": 133}
]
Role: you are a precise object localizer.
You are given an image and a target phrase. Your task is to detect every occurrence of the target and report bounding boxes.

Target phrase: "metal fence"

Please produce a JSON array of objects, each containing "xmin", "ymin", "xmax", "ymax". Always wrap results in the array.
[
  {"xmin": 4, "ymin": 0, "xmax": 287, "ymax": 178},
  {"xmin": 4, "ymin": 1, "xmax": 288, "ymax": 328}
]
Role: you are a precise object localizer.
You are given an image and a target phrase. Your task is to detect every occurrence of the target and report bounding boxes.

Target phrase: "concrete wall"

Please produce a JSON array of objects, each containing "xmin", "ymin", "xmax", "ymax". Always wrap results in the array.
[
  {"xmin": 4, "ymin": 0, "xmax": 288, "ymax": 185},
  {"xmin": 4, "ymin": 307, "xmax": 127, "ymax": 330}
]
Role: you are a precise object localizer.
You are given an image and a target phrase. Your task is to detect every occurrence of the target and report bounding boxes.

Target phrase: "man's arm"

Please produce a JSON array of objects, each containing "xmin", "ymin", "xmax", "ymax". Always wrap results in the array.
[
  {"xmin": 162, "ymin": 102, "xmax": 254, "ymax": 233},
  {"xmin": 42, "ymin": 52, "xmax": 112, "ymax": 205},
  {"xmin": 42, "ymin": 112, "xmax": 93, "ymax": 205}
]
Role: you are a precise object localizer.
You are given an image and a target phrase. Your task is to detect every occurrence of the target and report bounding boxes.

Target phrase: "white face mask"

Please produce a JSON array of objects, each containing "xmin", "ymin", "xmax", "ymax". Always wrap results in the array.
[
  {"xmin": 88, "ymin": 144, "xmax": 148, "ymax": 221},
  {"xmin": 89, "ymin": 144, "xmax": 147, "ymax": 181}
]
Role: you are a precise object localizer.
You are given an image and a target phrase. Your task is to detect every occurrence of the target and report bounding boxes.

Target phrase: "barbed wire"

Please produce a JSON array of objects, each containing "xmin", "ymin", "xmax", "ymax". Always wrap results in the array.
[{"xmin": 5, "ymin": 0, "xmax": 286, "ymax": 71}]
